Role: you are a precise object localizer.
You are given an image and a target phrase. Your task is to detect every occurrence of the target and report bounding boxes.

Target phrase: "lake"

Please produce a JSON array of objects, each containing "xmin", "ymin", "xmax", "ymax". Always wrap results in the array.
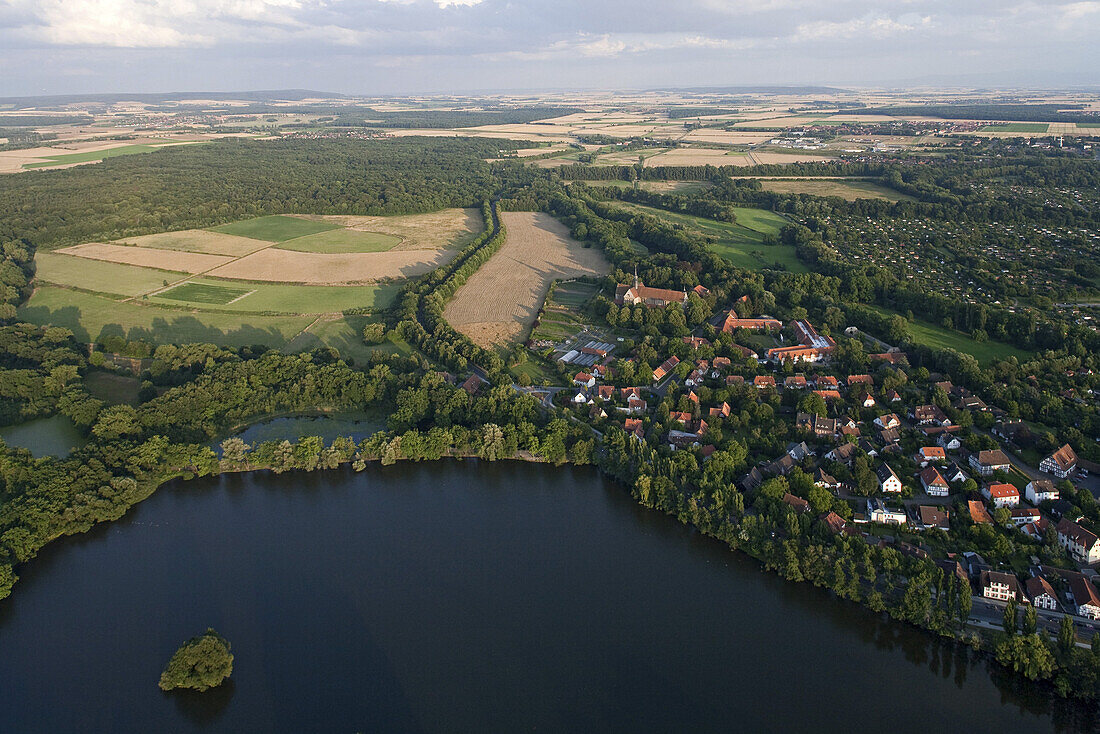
[
  {"xmin": 0, "ymin": 461, "xmax": 1096, "ymax": 733},
  {"xmin": 224, "ymin": 414, "xmax": 384, "ymax": 449},
  {"xmin": 0, "ymin": 414, "xmax": 87, "ymax": 458}
]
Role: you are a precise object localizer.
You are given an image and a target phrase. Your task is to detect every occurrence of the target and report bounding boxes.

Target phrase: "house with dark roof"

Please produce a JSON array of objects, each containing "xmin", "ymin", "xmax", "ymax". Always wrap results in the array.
[
  {"xmin": 782, "ymin": 493, "xmax": 811, "ymax": 515},
  {"xmin": 1026, "ymin": 480, "xmax": 1059, "ymax": 505},
  {"xmin": 1057, "ymin": 518, "xmax": 1100, "ymax": 565},
  {"xmin": 919, "ymin": 466, "xmax": 950, "ymax": 496},
  {"xmin": 980, "ymin": 570, "xmax": 1024, "ymax": 602},
  {"xmin": 876, "ymin": 463, "xmax": 902, "ymax": 493},
  {"xmin": 1025, "ymin": 576, "xmax": 1060, "ymax": 611},
  {"xmin": 969, "ymin": 449, "xmax": 1012, "ymax": 477},
  {"xmin": 1070, "ymin": 576, "xmax": 1100, "ymax": 619},
  {"xmin": 917, "ymin": 505, "xmax": 949, "ymax": 531}
]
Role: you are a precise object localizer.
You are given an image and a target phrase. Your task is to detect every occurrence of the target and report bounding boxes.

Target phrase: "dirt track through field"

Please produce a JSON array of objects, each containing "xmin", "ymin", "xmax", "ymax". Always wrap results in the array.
[{"xmin": 444, "ymin": 212, "xmax": 610, "ymax": 348}]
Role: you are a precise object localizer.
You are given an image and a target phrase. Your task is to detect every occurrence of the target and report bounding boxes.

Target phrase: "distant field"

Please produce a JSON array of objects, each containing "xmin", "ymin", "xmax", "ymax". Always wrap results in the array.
[
  {"xmin": 758, "ymin": 179, "xmax": 915, "ymax": 202},
  {"xmin": 276, "ymin": 229, "xmax": 402, "ymax": 254},
  {"xmin": 1077, "ymin": 122, "xmax": 1100, "ymax": 129},
  {"xmin": 19, "ymin": 286, "xmax": 313, "ymax": 348},
  {"xmin": 118, "ymin": 229, "xmax": 268, "ymax": 257},
  {"xmin": 867, "ymin": 306, "xmax": 1030, "ymax": 364},
  {"xmin": 210, "ymin": 215, "xmax": 340, "ymax": 242},
  {"xmin": 445, "ymin": 212, "xmax": 611, "ymax": 348},
  {"xmin": 34, "ymin": 253, "xmax": 187, "ymax": 297},
  {"xmin": 54, "ymin": 242, "xmax": 232, "ymax": 273},
  {"xmin": 979, "ymin": 123, "xmax": 1049, "ymax": 133},
  {"xmin": 21, "ymin": 142, "xmax": 199, "ymax": 169},
  {"xmin": 152, "ymin": 278, "xmax": 398, "ymax": 313},
  {"xmin": 608, "ymin": 201, "xmax": 806, "ymax": 273}
]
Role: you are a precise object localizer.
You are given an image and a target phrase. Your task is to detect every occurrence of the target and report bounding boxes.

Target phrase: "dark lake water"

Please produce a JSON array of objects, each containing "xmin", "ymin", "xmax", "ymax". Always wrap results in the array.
[
  {"xmin": 0, "ymin": 414, "xmax": 87, "ymax": 458},
  {"xmin": 225, "ymin": 414, "xmax": 384, "ymax": 449},
  {"xmin": 0, "ymin": 461, "xmax": 1096, "ymax": 733}
]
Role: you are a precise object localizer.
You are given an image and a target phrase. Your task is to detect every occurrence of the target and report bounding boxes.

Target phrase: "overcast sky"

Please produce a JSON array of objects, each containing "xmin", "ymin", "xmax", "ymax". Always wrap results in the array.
[{"xmin": 1, "ymin": 0, "xmax": 1098, "ymax": 96}]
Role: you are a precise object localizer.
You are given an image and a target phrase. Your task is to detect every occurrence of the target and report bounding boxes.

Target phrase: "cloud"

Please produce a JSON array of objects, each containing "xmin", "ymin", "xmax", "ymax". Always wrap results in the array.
[{"xmin": 794, "ymin": 13, "xmax": 932, "ymax": 41}]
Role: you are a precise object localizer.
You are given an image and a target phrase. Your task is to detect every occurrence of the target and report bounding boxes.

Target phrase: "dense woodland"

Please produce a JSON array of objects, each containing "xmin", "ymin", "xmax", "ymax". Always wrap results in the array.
[{"xmin": 1, "ymin": 135, "xmax": 1100, "ymax": 701}]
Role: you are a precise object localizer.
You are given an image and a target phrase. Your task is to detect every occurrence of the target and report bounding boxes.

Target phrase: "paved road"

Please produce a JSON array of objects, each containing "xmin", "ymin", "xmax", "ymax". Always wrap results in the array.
[{"xmin": 972, "ymin": 595, "xmax": 1100, "ymax": 642}]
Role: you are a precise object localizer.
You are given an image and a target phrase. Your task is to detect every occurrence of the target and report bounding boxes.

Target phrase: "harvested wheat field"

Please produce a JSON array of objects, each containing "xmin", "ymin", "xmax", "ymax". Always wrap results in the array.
[
  {"xmin": 299, "ymin": 208, "xmax": 481, "ymax": 251},
  {"xmin": 444, "ymin": 212, "xmax": 610, "ymax": 348},
  {"xmin": 116, "ymin": 229, "xmax": 270, "ymax": 257},
  {"xmin": 643, "ymin": 148, "xmax": 741, "ymax": 166},
  {"xmin": 54, "ymin": 243, "xmax": 234, "ymax": 273},
  {"xmin": 204, "ymin": 247, "xmax": 458, "ymax": 284}
]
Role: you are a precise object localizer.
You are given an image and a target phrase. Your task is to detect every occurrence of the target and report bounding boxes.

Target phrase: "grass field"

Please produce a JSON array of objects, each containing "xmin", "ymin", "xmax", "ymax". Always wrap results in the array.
[
  {"xmin": 151, "ymin": 278, "xmax": 398, "ymax": 313},
  {"xmin": 282, "ymin": 314, "xmax": 414, "ymax": 365},
  {"xmin": 1076, "ymin": 122, "xmax": 1100, "ymax": 129},
  {"xmin": 210, "ymin": 215, "xmax": 340, "ymax": 243},
  {"xmin": 867, "ymin": 306, "xmax": 1031, "ymax": 364},
  {"xmin": 118, "ymin": 229, "xmax": 268, "ymax": 257},
  {"xmin": 979, "ymin": 123, "xmax": 1049, "ymax": 133},
  {"xmin": 84, "ymin": 372, "xmax": 141, "ymax": 406},
  {"xmin": 34, "ymin": 253, "xmax": 188, "ymax": 297},
  {"xmin": 759, "ymin": 179, "xmax": 915, "ymax": 202},
  {"xmin": 54, "ymin": 242, "xmax": 232, "ymax": 273},
  {"xmin": 609, "ymin": 201, "xmax": 806, "ymax": 273},
  {"xmin": 20, "ymin": 286, "xmax": 314, "ymax": 348},
  {"xmin": 156, "ymin": 281, "xmax": 253, "ymax": 305},
  {"xmin": 276, "ymin": 229, "xmax": 402, "ymax": 254},
  {"xmin": 21, "ymin": 142, "xmax": 199, "ymax": 169}
]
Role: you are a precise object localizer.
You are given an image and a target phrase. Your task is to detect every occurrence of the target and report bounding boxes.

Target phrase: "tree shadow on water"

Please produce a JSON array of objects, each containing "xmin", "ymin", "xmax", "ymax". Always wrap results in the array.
[{"xmin": 165, "ymin": 679, "xmax": 236, "ymax": 727}]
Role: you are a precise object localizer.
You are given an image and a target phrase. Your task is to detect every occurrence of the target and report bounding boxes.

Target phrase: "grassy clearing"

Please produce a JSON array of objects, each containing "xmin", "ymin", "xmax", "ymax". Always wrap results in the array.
[
  {"xmin": 759, "ymin": 178, "xmax": 915, "ymax": 202},
  {"xmin": 156, "ymin": 281, "xmax": 253, "ymax": 305},
  {"xmin": 209, "ymin": 215, "xmax": 340, "ymax": 243},
  {"xmin": 979, "ymin": 123, "xmax": 1049, "ymax": 133},
  {"xmin": 84, "ymin": 372, "xmax": 142, "ymax": 406},
  {"xmin": 150, "ymin": 278, "xmax": 398, "ymax": 314},
  {"xmin": 276, "ymin": 229, "xmax": 402, "ymax": 254},
  {"xmin": 609, "ymin": 201, "xmax": 805, "ymax": 273},
  {"xmin": 867, "ymin": 305, "xmax": 1030, "ymax": 364},
  {"xmin": 282, "ymin": 314, "xmax": 414, "ymax": 365},
  {"xmin": 20, "ymin": 286, "xmax": 313, "ymax": 348},
  {"xmin": 21, "ymin": 143, "xmax": 199, "ymax": 169},
  {"xmin": 34, "ymin": 253, "xmax": 188, "ymax": 297}
]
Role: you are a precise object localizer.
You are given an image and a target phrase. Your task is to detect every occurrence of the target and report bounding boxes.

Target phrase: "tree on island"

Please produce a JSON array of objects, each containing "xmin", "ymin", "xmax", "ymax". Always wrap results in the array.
[{"xmin": 158, "ymin": 629, "xmax": 234, "ymax": 692}]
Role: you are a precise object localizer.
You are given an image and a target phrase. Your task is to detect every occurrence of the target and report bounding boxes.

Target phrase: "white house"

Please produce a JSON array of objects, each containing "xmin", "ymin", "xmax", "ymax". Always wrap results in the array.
[
  {"xmin": 969, "ymin": 449, "xmax": 1011, "ymax": 477},
  {"xmin": 980, "ymin": 570, "xmax": 1023, "ymax": 602},
  {"xmin": 1058, "ymin": 518, "xmax": 1100, "ymax": 565},
  {"xmin": 1071, "ymin": 576, "xmax": 1100, "ymax": 620},
  {"xmin": 937, "ymin": 433, "xmax": 961, "ymax": 451},
  {"xmin": 982, "ymin": 482, "xmax": 1020, "ymax": 508},
  {"xmin": 867, "ymin": 498, "xmax": 906, "ymax": 525},
  {"xmin": 877, "ymin": 463, "xmax": 902, "ymax": 494},
  {"xmin": 1025, "ymin": 479, "xmax": 1060, "ymax": 505},
  {"xmin": 1025, "ymin": 577, "xmax": 1060, "ymax": 611},
  {"xmin": 1041, "ymin": 444, "xmax": 1078, "ymax": 479}
]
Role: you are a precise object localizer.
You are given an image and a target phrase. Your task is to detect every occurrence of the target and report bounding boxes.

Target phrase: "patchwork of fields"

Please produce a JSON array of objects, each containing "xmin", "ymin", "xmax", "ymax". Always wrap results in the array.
[
  {"xmin": 23, "ymin": 209, "xmax": 479, "ymax": 347},
  {"xmin": 444, "ymin": 212, "xmax": 611, "ymax": 348}
]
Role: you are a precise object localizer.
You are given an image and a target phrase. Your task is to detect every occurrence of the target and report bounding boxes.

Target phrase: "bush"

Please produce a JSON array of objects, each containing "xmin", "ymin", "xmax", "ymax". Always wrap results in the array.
[{"xmin": 158, "ymin": 629, "xmax": 234, "ymax": 692}]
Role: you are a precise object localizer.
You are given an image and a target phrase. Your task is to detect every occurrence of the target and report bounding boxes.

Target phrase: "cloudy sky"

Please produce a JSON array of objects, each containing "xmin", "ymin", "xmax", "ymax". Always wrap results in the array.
[{"xmin": 1, "ymin": 0, "xmax": 1098, "ymax": 96}]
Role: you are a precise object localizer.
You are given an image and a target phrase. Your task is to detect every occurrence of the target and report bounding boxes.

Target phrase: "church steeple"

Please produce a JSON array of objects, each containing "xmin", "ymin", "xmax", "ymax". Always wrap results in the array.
[{"xmin": 633, "ymin": 264, "xmax": 639, "ymax": 289}]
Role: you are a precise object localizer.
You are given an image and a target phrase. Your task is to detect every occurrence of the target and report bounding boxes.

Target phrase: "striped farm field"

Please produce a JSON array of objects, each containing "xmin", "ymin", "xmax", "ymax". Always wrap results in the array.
[{"xmin": 34, "ymin": 253, "xmax": 188, "ymax": 297}]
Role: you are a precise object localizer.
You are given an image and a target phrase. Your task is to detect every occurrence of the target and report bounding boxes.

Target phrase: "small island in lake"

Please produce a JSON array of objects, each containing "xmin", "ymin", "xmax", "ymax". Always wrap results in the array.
[{"xmin": 158, "ymin": 629, "xmax": 234, "ymax": 692}]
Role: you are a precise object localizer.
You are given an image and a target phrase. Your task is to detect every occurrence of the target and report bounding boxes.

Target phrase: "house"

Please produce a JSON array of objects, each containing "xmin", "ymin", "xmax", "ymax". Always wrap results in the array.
[
  {"xmin": 461, "ymin": 374, "xmax": 485, "ymax": 396},
  {"xmin": 1057, "ymin": 518, "xmax": 1100, "ymax": 564},
  {"xmin": 709, "ymin": 402, "xmax": 731, "ymax": 419},
  {"xmin": 624, "ymin": 418, "xmax": 645, "ymax": 441},
  {"xmin": 885, "ymin": 389, "xmax": 902, "ymax": 403},
  {"xmin": 1025, "ymin": 576, "xmax": 1061, "ymax": 611},
  {"xmin": 867, "ymin": 498, "xmax": 906, "ymax": 525},
  {"xmin": 963, "ymin": 551, "xmax": 991, "ymax": 578},
  {"xmin": 570, "ymin": 391, "xmax": 589, "ymax": 405},
  {"xmin": 720, "ymin": 311, "xmax": 782, "ymax": 333},
  {"xmin": 652, "ymin": 356, "xmax": 680, "ymax": 382},
  {"xmin": 956, "ymin": 395, "xmax": 989, "ymax": 412},
  {"xmin": 589, "ymin": 404, "xmax": 608, "ymax": 420},
  {"xmin": 730, "ymin": 344, "xmax": 758, "ymax": 360},
  {"xmin": 1070, "ymin": 576, "xmax": 1100, "ymax": 619},
  {"xmin": 937, "ymin": 433, "xmax": 961, "ymax": 451},
  {"xmin": 816, "ymin": 376, "xmax": 840, "ymax": 390},
  {"xmin": 786, "ymin": 441, "xmax": 814, "ymax": 461},
  {"xmin": 596, "ymin": 385, "xmax": 615, "ymax": 401},
  {"xmin": 692, "ymin": 284, "xmax": 710, "ymax": 298},
  {"xmin": 573, "ymin": 372, "xmax": 596, "ymax": 388},
  {"xmin": 847, "ymin": 374, "xmax": 873, "ymax": 389},
  {"xmin": 764, "ymin": 453, "xmax": 797, "ymax": 476},
  {"xmin": 877, "ymin": 463, "xmax": 903, "ymax": 493},
  {"xmin": 753, "ymin": 375, "xmax": 776, "ymax": 389},
  {"xmin": 859, "ymin": 393, "xmax": 877, "ymax": 408},
  {"xmin": 877, "ymin": 427, "xmax": 901, "ymax": 444},
  {"xmin": 626, "ymin": 396, "xmax": 648, "ymax": 414},
  {"xmin": 1022, "ymin": 518, "xmax": 1051, "ymax": 541},
  {"xmin": 621, "ymin": 387, "xmax": 643, "ymax": 401},
  {"xmin": 980, "ymin": 570, "xmax": 1023, "ymax": 602},
  {"xmin": 915, "ymin": 446, "xmax": 947, "ymax": 467},
  {"xmin": 918, "ymin": 505, "xmax": 950, "ymax": 531},
  {"xmin": 968, "ymin": 500, "xmax": 993, "ymax": 524},
  {"xmin": 944, "ymin": 462, "xmax": 969, "ymax": 484},
  {"xmin": 826, "ymin": 443, "xmax": 858, "ymax": 465},
  {"xmin": 712, "ymin": 356, "xmax": 731, "ymax": 369},
  {"xmin": 682, "ymin": 336, "xmax": 710, "ymax": 349},
  {"xmin": 1026, "ymin": 479, "xmax": 1060, "ymax": 505},
  {"xmin": 766, "ymin": 320, "xmax": 836, "ymax": 363},
  {"xmin": 784, "ymin": 374, "xmax": 808, "ymax": 390},
  {"xmin": 820, "ymin": 511, "xmax": 847, "ymax": 534},
  {"xmin": 814, "ymin": 469, "xmax": 840, "ymax": 490},
  {"xmin": 858, "ymin": 438, "xmax": 879, "ymax": 457},
  {"xmin": 1041, "ymin": 444, "xmax": 1078, "ymax": 479},
  {"xmin": 969, "ymin": 449, "xmax": 1012, "ymax": 477},
  {"xmin": 815, "ymin": 390, "xmax": 842, "ymax": 401},
  {"xmin": 616, "ymin": 277, "xmax": 687, "ymax": 308},
  {"xmin": 796, "ymin": 412, "xmax": 836, "ymax": 439},
  {"xmin": 919, "ymin": 466, "xmax": 950, "ymax": 496},
  {"xmin": 938, "ymin": 558, "xmax": 969, "ymax": 585},
  {"xmin": 912, "ymin": 404, "xmax": 951, "ymax": 426},
  {"xmin": 669, "ymin": 411, "xmax": 694, "ymax": 427},
  {"xmin": 782, "ymin": 493, "xmax": 811, "ymax": 515},
  {"xmin": 740, "ymin": 466, "xmax": 764, "ymax": 492},
  {"xmin": 1010, "ymin": 508, "xmax": 1041, "ymax": 527},
  {"xmin": 982, "ymin": 483, "xmax": 1020, "ymax": 508},
  {"xmin": 874, "ymin": 413, "xmax": 901, "ymax": 430},
  {"xmin": 726, "ymin": 375, "xmax": 745, "ymax": 386}
]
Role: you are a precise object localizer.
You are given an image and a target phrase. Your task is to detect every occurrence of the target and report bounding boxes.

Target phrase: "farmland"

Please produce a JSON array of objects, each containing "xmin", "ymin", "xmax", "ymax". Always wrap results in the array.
[
  {"xmin": 444, "ymin": 212, "xmax": 611, "ymax": 348},
  {"xmin": 151, "ymin": 279, "xmax": 397, "ymax": 313},
  {"xmin": 607, "ymin": 201, "xmax": 806, "ymax": 272},
  {"xmin": 530, "ymin": 280, "xmax": 601, "ymax": 344},
  {"xmin": 20, "ymin": 142, "xmax": 206, "ymax": 170},
  {"xmin": 210, "ymin": 215, "xmax": 340, "ymax": 242},
  {"xmin": 757, "ymin": 178, "xmax": 915, "ymax": 202},
  {"xmin": 275, "ymin": 229, "xmax": 402, "ymax": 254},
  {"xmin": 978, "ymin": 123, "xmax": 1050, "ymax": 133},
  {"xmin": 33, "ymin": 253, "xmax": 187, "ymax": 297}
]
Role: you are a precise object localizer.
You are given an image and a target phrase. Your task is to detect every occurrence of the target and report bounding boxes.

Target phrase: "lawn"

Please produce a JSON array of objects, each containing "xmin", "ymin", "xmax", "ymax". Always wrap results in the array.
[
  {"xmin": 19, "ymin": 285, "xmax": 313, "ymax": 348},
  {"xmin": 276, "ymin": 229, "xmax": 402, "ymax": 254},
  {"xmin": 209, "ymin": 215, "xmax": 340, "ymax": 243},
  {"xmin": 979, "ymin": 123, "xmax": 1049, "ymax": 133},
  {"xmin": 34, "ymin": 253, "xmax": 188, "ymax": 297},
  {"xmin": 21, "ymin": 142, "xmax": 201, "ymax": 169},
  {"xmin": 157, "ymin": 281, "xmax": 253, "ymax": 305},
  {"xmin": 609, "ymin": 201, "xmax": 806, "ymax": 273},
  {"xmin": 867, "ymin": 305, "xmax": 1031, "ymax": 364},
  {"xmin": 150, "ymin": 278, "xmax": 399, "ymax": 314}
]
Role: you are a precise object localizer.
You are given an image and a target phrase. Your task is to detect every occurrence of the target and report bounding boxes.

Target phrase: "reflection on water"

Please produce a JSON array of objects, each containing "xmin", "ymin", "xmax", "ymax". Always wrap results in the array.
[
  {"xmin": 0, "ymin": 461, "xmax": 1096, "ymax": 733},
  {"xmin": 0, "ymin": 414, "xmax": 87, "ymax": 458},
  {"xmin": 224, "ymin": 414, "xmax": 384, "ymax": 449}
]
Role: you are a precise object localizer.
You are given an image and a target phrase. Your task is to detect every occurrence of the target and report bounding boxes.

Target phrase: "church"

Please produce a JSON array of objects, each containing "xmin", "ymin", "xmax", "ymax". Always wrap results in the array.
[{"xmin": 615, "ymin": 272, "xmax": 688, "ymax": 308}]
